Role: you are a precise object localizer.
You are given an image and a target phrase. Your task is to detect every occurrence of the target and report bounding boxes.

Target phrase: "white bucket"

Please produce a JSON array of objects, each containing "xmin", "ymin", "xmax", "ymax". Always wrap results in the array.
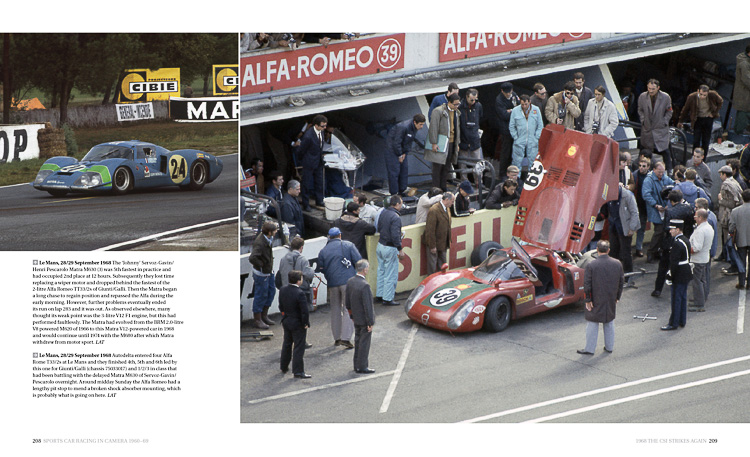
[{"xmin": 324, "ymin": 197, "xmax": 345, "ymax": 221}]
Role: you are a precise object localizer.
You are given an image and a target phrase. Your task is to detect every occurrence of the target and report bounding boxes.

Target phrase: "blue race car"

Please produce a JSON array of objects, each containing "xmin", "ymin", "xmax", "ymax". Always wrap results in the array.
[{"xmin": 33, "ymin": 140, "xmax": 223, "ymax": 197}]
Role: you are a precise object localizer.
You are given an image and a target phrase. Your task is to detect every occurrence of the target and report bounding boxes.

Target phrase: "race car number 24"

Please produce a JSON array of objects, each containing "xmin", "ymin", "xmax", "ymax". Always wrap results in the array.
[
  {"xmin": 429, "ymin": 288, "xmax": 461, "ymax": 307},
  {"xmin": 169, "ymin": 155, "xmax": 187, "ymax": 184}
]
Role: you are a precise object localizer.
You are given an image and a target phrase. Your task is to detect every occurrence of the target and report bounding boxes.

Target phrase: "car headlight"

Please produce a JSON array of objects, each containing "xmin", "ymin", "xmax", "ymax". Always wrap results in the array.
[
  {"xmin": 34, "ymin": 169, "xmax": 53, "ymax": 184},
  {"xmin": 447, "ymin": 299, "xmax": 475, "ymax": 330},
  {"xmin": 404, "ymin": 285, "xmax": 425, "ymax": 313},
  {"xmin": 75, "ymin": 172, "xmax": 102, "ymax": 187}
]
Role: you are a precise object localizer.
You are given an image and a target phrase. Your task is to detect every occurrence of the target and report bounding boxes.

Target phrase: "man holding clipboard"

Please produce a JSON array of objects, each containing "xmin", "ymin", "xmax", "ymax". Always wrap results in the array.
[{"xmin": 426, "ymin": 93, "xmax": 462, "ymax": 190}]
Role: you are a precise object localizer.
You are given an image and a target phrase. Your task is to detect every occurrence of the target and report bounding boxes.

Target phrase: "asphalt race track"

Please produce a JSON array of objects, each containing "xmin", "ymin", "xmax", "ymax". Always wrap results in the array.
[
  {"xmin": 0, "ymin": 154, "xmax": 238, "ymax": 251},
  {"xmin": 241, "ymin": 255, "xmax": 750, "ymax": 427}
]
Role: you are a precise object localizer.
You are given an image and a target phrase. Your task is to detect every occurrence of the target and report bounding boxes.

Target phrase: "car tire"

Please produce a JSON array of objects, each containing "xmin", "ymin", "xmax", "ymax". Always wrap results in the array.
[
  {"xmin": 113, "ymin": 166, "xmax": 132, "ymax": 195},
  {"xmin": 47, "ymin": 190, "xmax": 67, "ymax": 197},
  {"xmin": 470, "ymin": 241, "xmax": 504, "ymax": 266},
  {"xmin": 483, "ymin": 296, "xmax": 512, "ymax": 332},
  {"xmin": 188, "ymin": 160, "xmax": 208, "ymax": 191}
]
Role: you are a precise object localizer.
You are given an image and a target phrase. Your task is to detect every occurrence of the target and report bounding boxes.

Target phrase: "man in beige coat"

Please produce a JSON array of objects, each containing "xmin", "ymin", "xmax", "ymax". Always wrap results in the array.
[
  {"xmin": 427, "ymin": 94, "xmax": 462, "ymax": 190},
  {"xmin": 545, "ymin": 81, "xmax": 581, "ymax": 129},
  {"xmin": 424, "ymin": 192, "xmax": 454, "ymax": 274}
]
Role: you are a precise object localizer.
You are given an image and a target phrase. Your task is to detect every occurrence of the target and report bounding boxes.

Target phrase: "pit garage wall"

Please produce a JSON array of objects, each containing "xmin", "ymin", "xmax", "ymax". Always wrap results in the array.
[{"xmin": 240, "ymin": 206, "xmax": 516, "ymax": 319}]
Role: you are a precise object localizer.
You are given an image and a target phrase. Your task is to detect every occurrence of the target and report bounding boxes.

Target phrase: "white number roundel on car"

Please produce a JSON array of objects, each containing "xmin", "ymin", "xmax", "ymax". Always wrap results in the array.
[
  {"xmin": 429, "ymin": 288, "xmax": 461, "ymax": 307},
  {"xmin": 523, "ymin": 160, "xmax": 545, "ymax": 191},
  {"xmin": 60, "ymin": 164, "xmax": 87, "ymax": 173}
]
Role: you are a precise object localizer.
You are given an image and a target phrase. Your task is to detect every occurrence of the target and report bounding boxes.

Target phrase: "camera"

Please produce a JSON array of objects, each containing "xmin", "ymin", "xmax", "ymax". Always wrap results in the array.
[
  {"xmin": 341, "ymin": 257, "xmax": 352, "ymax": 269},
  {"xmin": 592, "ymin": 121, "xmax": 600, "ymax": 134}
]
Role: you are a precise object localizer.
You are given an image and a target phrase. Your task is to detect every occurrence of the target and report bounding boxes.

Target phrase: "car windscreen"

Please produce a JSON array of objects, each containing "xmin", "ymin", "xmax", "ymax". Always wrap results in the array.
[
  {"xmin": 472, "ymin": 250, "xmax": 525, "ymax": 283},
  {"xmin": 82, "ymin": 145, "xmax": 133, "ymax": 161}
]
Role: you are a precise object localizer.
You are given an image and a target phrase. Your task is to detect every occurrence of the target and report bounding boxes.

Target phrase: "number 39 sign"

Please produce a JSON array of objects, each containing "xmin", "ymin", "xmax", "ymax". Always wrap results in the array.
[
  {"xmin": 524, "ymin": 160, "xmax": 546, "ymax": 191},
  {"xmin": 241, "ymin": 34, "xmax": 405, "ymax": 95}
]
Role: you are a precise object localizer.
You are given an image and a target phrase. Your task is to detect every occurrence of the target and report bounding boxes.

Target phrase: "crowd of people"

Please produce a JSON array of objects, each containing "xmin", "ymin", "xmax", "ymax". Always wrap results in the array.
[
  {"xmin": 246, "ymin": 44, "xmax": 750, "ymax": 374},
  {"xmin": 241, "ymin": 33, "xmax": 360, "ymax": 52}
]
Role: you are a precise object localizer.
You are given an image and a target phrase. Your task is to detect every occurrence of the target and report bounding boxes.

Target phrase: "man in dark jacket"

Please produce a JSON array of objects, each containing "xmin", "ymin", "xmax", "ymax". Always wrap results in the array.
[
  {"xmin": 578, "ymin": 240, "xmax": 624, "ymax": 355},
  {"xmin": 280, "ymin": 180, "xmax": 304, "ymax": 238},
  {"xmin": 573, "ymin": 72, "xmax": 595, "ymax": 132},
  {"xmin": 265, "ymin": 171, "xmax": 284, "ymax": 217},
  {"xmin": 249, "ymin": 222, "xmax": 278, "ymax": 329},
  {"xmin": 333, "ymin": 202, "xmax": 376, "ymax": 259},
  {"xmin": 376, "ymin": 195, "xmax": 404, "ymax": 306},
  {"xmin": 458, "ymin": 88, "xmax": 483, "ymax": 186},
  {"xmin": 279, "ymin": 270, "xmax": 312, "ymax": 378},
  {"xmin": 297, "ymin": 114, "xmax": 328, "ymax": 210},
  {"xmin": 662, "ymin": 220, "xmax": 692, "ymax": 330},
  {"xmin": 485, "ymin": 179, "xmax": 520, "ymax": 209},
  {"xmin": 678, "ymin": 84, "xmax": 723, "ymax": 153},
  {"xmin": 494, "ymin": 82, "xmax": 519, "ymax": 176},
  {"xmin": 385, "ymin": 114, "xmax": 425, "ymax": 196},
  {"xmin": 652, "ymin": 189, "xmax": 694, "ymax": 298},
  {"xmin": 345, "ymin": 260, "xmax": 376, "ymax": 374}
]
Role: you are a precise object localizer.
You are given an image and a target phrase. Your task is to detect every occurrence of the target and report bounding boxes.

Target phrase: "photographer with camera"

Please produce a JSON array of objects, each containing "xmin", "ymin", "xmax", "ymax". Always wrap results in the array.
[
  {"xmin": 584, "ymin": 86, "xmax": 619, "ymax": 138},
  {"xmin": 545, "ymin": 81, "xmax": 581, "ymax": 128},
  {"xmin": 317, "ymin": 227, "xmax": 362, "ymax": 349}
]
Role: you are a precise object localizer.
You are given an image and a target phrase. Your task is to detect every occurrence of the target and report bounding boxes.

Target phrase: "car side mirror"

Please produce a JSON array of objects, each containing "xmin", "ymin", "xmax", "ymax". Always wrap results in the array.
[
  {"xmin": 441, "ymin": 263, "xmax": 449, "ymax": 273},
  {"xmin": 493, "ymin": 279, "xmax": 502, "ymax": 287}
]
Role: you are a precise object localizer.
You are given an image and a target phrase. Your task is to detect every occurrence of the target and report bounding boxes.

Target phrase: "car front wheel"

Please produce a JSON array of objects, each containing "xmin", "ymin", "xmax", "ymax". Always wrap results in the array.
[
  {"xmin": 188, "ymin": 160, "xmax": 207, "ymax": 190},
  {"xmin": 113, "ymin": 167, "xmax": 132, "ymax": 195},
  {"xmin": 483, "ymin": 296, "xmax": 512, "ymax": 332}
]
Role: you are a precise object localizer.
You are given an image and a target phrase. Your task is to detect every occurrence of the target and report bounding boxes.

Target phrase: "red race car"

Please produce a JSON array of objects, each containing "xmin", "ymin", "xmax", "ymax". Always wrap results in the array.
[{"xmin": 405, "ymin": 125, "xmax": 620, "ymax": 332}]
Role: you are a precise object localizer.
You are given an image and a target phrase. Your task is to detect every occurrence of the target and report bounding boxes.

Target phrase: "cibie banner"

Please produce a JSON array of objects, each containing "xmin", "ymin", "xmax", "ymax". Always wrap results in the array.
[
  {"xmin": 439, "ymin": 33, "xmax": 592, "ymax": 62},
  {"xmin": 115, "ymin": 102, "xmax": 154, "ymax": 122},
  {"xmin": 169, "ymin": 97, "xmax": 238, "ymax": 123},
  {"xmin": 241, "ymin": 34, "xmax": 405, "ymax": 95},
  {"xmin": 213, "ymin": 64, "xmax": 239, "ymax": 96},
  {"xmin": 117, "ymin": 68, "xmax": 180, "ymax": 103}
]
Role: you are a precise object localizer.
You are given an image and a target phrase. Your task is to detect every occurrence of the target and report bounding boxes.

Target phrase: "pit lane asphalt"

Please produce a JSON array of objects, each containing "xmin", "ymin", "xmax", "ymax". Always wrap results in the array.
[
  {"xmin": 0, "ymin": 154, "xmax": 238, "ymax": 251},
  {"xmin": 240, "ymin": 254, "xmax": 750, "ymax": 423}
]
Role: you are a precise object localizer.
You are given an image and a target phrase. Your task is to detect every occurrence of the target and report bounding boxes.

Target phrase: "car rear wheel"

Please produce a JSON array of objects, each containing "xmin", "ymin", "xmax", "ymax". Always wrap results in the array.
[
  {"xmin": 483, "ymin": 296, "xmax": 512, "ymax": 332},
  {"xmin": 471, "ymin": 241, "xmax": 504, "ymax": 266},
  {"xmin": 188, "ymin": 160, "xmax": 207, "ymax": 191},
  {"xmin": 113, "ymin": 167, "xmax": 132, "ymax": 195},
  {"xmin": 47, "ymin": 190, "xmax": 67, "ymax": 197}
]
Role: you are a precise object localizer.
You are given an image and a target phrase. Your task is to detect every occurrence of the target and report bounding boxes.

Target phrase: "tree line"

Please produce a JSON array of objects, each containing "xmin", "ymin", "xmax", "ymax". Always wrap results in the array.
[{"xmin": 2, "ymin": 33, "xmax": 237, "ymax": 124}]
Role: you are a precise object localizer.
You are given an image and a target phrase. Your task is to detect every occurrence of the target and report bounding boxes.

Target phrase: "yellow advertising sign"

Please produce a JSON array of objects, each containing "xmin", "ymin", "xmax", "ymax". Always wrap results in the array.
[
  {"xmin": 365, "ymin": 207, "xmax": 516, "ymax": 293},
  {"xmin": 117, "ymin": 68, "xmax": 180, "ymax": 103},
  {"xmin": 212, "ymin": 64, "xmax": 239, "ymax": 96}
]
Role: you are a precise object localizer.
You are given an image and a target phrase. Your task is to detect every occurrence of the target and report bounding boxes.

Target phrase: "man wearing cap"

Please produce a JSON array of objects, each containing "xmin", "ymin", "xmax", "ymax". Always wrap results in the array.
[
  {"xmin": 453, "ymin": 180, "xmax": 475, "ymax": 217},
  {"xmin": 577, "ymin": 240, "xmax": 624, "ymax": 355},
  {"xmin": 651, "ymin": 188, "xmax": 694, "ymax": 298},
  {"xmin": 729, "ymin": 189, "xmax": 750, "ymax": 289},
  {"xmin": 376, "ymin": 195, "xmax": 405, "ymax": 307},
  {"xmin": 509, "ymin": 94, "xmax": 543, "ymax": 169},
  {"xmin": 425, "ymin": 192, "xmax": 454, "ymax": 275},
  {"xmin": 662, "ymin": 219, "xmax": 692, "ymax": 331},
  {"xmin": 317, "ymin": 227, "xmax": 362, "ymax": 348}
]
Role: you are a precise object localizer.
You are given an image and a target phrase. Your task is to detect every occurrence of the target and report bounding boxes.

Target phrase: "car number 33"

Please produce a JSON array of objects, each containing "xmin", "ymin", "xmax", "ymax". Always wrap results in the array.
[{"xmin": 429, "ymin": 288, "xmax": 461, "ymax": 307}]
